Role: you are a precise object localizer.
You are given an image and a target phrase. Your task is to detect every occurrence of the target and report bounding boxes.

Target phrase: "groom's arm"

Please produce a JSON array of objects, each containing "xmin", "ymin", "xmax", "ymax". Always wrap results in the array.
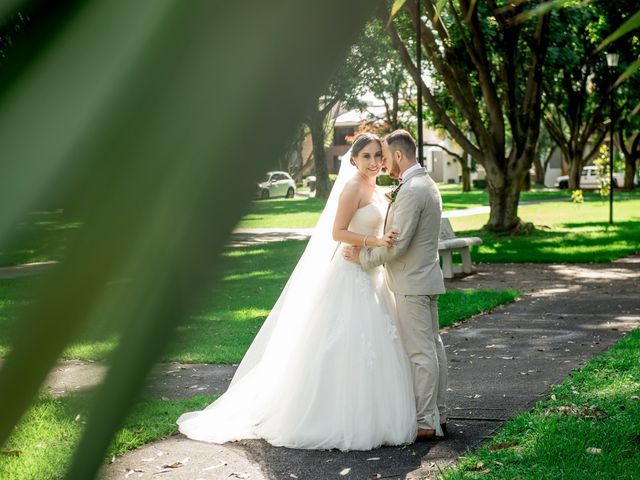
[{"xmin": 359, "ymin": 188, "xmax": 421, "ymax": 270}]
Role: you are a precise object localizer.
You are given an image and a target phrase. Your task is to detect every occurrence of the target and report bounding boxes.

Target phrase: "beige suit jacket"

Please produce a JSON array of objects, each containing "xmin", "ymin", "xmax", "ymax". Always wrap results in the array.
[{"xmin": 359, "ymin": 167, "xmax": 445, "ymax": 295}]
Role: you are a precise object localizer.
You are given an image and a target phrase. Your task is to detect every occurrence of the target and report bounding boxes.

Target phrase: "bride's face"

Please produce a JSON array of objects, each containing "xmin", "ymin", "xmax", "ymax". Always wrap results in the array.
[{"xmin": 353, "ymin": 142, "xmax": 383, "ymax": 178}]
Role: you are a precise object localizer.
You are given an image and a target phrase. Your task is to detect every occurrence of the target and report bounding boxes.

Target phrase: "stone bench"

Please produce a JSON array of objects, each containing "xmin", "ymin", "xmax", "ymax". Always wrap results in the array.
[{"xmin": 438, "ymin": 218, "xmax": 482, "ymax": 279}]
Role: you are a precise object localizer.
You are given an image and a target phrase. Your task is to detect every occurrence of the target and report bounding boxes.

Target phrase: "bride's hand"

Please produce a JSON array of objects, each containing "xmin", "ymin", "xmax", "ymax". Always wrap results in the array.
[{"xmin": 376, "ymin": 230, "xmax": 400, "ymax": 247}]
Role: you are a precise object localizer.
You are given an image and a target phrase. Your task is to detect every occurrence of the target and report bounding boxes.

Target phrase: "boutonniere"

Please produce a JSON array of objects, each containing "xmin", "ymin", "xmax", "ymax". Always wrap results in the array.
[{"xmin": 385, "ymin": 183, "xmax": 403, "ymax": 203}]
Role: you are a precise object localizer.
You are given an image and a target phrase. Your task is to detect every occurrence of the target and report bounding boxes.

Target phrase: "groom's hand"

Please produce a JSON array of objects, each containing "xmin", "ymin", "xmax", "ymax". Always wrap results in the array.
[{"xmin": 342, "ymin": 245, "xmax": 361, "ymax": 264}]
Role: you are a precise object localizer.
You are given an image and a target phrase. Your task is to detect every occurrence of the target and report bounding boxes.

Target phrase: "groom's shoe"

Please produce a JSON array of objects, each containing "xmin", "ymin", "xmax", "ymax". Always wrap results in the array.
[
  {"xmin": 415, "ymin": 428, "xmax": 437, "ymax": 442},
  {"xmin": 416, "ymin": 423, "xmax": 448, "ymax": 442}
]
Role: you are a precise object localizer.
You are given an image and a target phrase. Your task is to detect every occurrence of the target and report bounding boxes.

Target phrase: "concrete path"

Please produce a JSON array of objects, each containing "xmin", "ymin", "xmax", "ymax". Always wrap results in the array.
[
  {"xmin": 0, "ymin": 260, "xmax": 58, "ymax": 279},
  {"xmin": 91, "ymin": 255, "xmax": 640, "ymax": 479}
]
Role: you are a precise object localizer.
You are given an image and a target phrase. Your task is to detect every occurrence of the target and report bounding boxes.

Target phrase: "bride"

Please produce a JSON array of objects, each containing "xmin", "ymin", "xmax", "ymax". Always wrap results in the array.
[{"xmin": 177, "ymin": 133, "xmax": 417, "ymax": 451}]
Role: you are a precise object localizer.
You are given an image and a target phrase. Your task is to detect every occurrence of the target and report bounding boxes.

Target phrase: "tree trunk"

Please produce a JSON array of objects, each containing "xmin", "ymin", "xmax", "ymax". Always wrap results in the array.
[
  {"xmin": 532, "ymin": 155, "xmax": 545, "ymax": 185},
  {"xmin": 460, "ymin": 154, "xmax": 471, "ymax": 192},
  {"xmin": 567, "ymin": 157, "xmax": 582, "ymax": 190},
  {"xmin": 485, "ymin": 169, "xmax": 525, "ymax": 232},
  {"xmin": 623, "ymin": 155, "xmax": 638, "ymax": 191},
  {"xmin": 306, "ymin": 113, "xmax": 331, "ymax": 199}
]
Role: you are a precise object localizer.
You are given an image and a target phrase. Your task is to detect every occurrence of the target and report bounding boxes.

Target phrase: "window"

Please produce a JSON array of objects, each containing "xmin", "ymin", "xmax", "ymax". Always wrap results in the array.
[{"xmin": 334, "ymin": 126, "xmax": 355, "ymax": 145}]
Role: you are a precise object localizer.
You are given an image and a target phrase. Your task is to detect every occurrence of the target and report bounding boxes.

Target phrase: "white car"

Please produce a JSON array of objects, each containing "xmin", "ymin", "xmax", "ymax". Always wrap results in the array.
[
  {"xmin": 555, "ymin": 165, "xmax": 624, "ymax": 189},
  {"xmin": 257, "ymin": 171, "xmax": 296, "ymax": 199}
]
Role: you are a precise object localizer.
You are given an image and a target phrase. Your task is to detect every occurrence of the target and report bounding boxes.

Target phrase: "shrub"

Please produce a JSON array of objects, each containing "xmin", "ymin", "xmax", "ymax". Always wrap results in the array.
[{"xmin": 376, "ymin": 173, "xmax": 398, "ymax": 186}]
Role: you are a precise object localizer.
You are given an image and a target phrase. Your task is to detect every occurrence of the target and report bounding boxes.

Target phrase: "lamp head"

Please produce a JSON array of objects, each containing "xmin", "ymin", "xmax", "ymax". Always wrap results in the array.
[{"xmin": 606, "ymin": 52, "xmax": 619, "ymax": 68}]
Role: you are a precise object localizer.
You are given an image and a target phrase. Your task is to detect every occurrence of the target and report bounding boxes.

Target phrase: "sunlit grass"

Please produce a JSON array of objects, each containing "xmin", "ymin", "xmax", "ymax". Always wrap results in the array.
[
  {"xmin": 236, "ymin": 197, "xmax": 327, "ymax": 228},
  {"xmin": 441, "ymin": 328, "xmax": 640, "ymax": 480},
  {"xmin": 0, "ymin": 393, "xmax": 216, "ymax": 480},
  {"xmin": 451, "ymin": 198, "xmax": 640, "ymax": 263}
]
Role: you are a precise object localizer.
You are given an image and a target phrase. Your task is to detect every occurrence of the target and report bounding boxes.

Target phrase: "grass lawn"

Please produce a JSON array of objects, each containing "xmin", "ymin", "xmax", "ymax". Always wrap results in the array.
[
  {"xmin": 451, "ymin": 197, "xmax": 640, "ymax": 263},
  {"xmin": 438, "ymin": 184, "xmax": 570, "ymax": 210},
  {"xmin": 1, "ymin": 190, "xmax": 638, "ymax": 267},
  {"xmin": 238, "ymin": 185, "xmax": 586, "ymax": 228},
  {"xmin": 441, "ymin": 327, "xmax": 640, "ymax": 480},
  {"xmin": 0, "ymin": 211, "xmax": 81, "ymax": 267},
  {"xmin": 0, "ymin": 241, "xmax": 519, "ymax": 363},
  {"xmin": 0, "ymin": 393, "xmax": 216, "ymax": 480},
  {"xmin": 236, "ymin": 197, "xmax": 327, "ymax": 228}
]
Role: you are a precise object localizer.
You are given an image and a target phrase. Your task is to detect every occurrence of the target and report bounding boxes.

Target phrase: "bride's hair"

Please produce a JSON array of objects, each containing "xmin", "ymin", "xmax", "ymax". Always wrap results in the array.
[{"xmin": 350, "ymin": 132, "xmax": 381, "ymax": 166}]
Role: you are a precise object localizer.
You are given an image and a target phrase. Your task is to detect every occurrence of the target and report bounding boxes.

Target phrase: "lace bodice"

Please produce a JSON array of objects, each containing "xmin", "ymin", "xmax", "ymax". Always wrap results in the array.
[{"xmin": 348, "ymin": 202, "xmax": 386, "ymax": 237}]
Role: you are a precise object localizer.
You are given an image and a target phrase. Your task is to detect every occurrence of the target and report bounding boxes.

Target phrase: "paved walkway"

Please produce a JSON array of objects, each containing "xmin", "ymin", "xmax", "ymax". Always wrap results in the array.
[{"xmin": 13, "ymin": 255, "xmax": 635, "ymax": 479}]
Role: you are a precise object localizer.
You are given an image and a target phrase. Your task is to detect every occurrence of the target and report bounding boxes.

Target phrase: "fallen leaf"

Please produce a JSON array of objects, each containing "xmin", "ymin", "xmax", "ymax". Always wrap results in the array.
[
  {"xmin": 339, "ymin": 468, "xmax": 351, "ymax": 475},
  {"xmin": 469, "ymin": 461, "xmax": 485, "ymax": 471},
  {"xmin": 490, "ymin": 441, "xmax": 517, "ymax": 451},
  {"xmin": 1, "ymin": 450, "xmax": 21, "ymax": 457},
  {"xmin": 586, "ymin": 447, "xmax": 602, "ymax": 455},
  {"xmin": 161, "ymin": 461, "xmax": 184, "ymax": 469},
  {"xmin": 203, "ymin": 461, "xmax": 227, "ymax": 470},
  {"xmin": 551, "ymin": 394, "xmax": 557, "ymax": 401}
]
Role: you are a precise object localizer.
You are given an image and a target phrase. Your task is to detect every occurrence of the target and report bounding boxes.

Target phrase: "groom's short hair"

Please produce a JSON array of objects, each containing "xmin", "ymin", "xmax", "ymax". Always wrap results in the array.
[{"xmin": 385, "ymin": 130, "xmax": 416, "ymax": 161}]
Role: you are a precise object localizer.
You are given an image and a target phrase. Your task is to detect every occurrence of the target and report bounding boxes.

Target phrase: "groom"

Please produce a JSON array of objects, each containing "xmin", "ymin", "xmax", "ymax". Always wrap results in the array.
[{"xmin": 344, "ymin": 129, "xmax": 448, "ymax": 441}]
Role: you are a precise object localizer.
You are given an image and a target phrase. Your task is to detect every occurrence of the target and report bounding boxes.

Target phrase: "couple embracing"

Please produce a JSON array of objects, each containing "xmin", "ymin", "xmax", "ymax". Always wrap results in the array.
[{"xmin": 178, "ymin": 129, "xmax": 448, "ymax": 449}]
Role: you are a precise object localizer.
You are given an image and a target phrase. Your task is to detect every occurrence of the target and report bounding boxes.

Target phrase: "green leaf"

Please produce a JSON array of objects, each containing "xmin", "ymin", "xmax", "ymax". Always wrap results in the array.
[
  {"xmin": 615, "ymin": 57, "xmax": 640, "ymax": 87},
  {"xmin": 433, "ymin": 0, "xmax": 448, "ymax": 24},
  {"xmin": 0, "ymin": 1, "xmax": 376, "ymax": 479},
  {"xmin": 599, "ymin": 9, "xmax": 640, "ymax": 51},
  {"xmin": 391, "ymin": 0, "xmax": 407, "ymax": 18},
  {"xmin": 511, "ymin": 0, "xmax": 576, "ymax": 25}
]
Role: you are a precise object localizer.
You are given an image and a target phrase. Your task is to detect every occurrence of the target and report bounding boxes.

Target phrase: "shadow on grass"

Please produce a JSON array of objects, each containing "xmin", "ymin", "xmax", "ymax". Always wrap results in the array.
[{"xmin": 0, "ymin": 211, "xmax": 81, "ymax": 267}]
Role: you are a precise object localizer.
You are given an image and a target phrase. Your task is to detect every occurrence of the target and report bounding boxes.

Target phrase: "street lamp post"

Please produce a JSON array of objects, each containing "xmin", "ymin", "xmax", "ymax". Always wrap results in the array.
[
  {"xmin": 416, "ymin": 0, "xmax": 424, "ymax": 166},
  {"xmin": 606, "ymin": 52, "xmax": 619, "ymax": 225}
]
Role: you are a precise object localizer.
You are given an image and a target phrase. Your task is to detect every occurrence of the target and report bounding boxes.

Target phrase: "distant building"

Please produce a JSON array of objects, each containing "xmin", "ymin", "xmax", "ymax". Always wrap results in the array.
[{"xmin": 301, "ymin": 98, "xmax": 485, "ymax": 183}]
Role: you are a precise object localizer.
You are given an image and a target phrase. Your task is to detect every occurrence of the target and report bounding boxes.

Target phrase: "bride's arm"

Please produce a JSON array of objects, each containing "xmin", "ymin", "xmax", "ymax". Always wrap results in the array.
[{"xmin": 332, "ymin": 184, "xmax": 391, "ymax": 247}]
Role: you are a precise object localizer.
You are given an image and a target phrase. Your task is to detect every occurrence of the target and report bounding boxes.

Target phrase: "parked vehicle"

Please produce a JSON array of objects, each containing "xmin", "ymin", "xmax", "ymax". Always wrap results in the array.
[
  {"xmin": 257, "ymin": 171, "xmax": 296, "ymax": 199},
  {"xmin": 554, "ymin": 166, "xmax": 624, "ymax": 189}
]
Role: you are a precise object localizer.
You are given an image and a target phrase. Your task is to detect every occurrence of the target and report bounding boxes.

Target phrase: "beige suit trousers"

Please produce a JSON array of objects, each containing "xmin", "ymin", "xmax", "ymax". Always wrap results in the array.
[{"xmin": 394, "ymin": 293, "xmax": 448, "ymax": 431}]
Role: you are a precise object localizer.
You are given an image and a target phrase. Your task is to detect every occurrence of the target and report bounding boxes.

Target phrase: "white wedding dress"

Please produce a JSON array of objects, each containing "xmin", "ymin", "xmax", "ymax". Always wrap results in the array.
[{"xmin": 178, "ymin": 158, "xmax": 417, "ymax": 451}]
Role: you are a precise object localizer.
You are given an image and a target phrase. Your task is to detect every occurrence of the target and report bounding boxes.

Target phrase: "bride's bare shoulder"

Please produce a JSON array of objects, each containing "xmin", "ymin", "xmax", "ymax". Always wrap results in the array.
[{"xmin": 340, "ymin": 177, "xmax": 364, "ymax": 198}]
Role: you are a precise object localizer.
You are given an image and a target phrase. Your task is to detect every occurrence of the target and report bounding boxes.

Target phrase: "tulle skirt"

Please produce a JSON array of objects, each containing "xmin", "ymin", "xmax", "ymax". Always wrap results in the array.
[{"xmin": 177, "ymin": 256, "xmax": 417, "ymax": 451}]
